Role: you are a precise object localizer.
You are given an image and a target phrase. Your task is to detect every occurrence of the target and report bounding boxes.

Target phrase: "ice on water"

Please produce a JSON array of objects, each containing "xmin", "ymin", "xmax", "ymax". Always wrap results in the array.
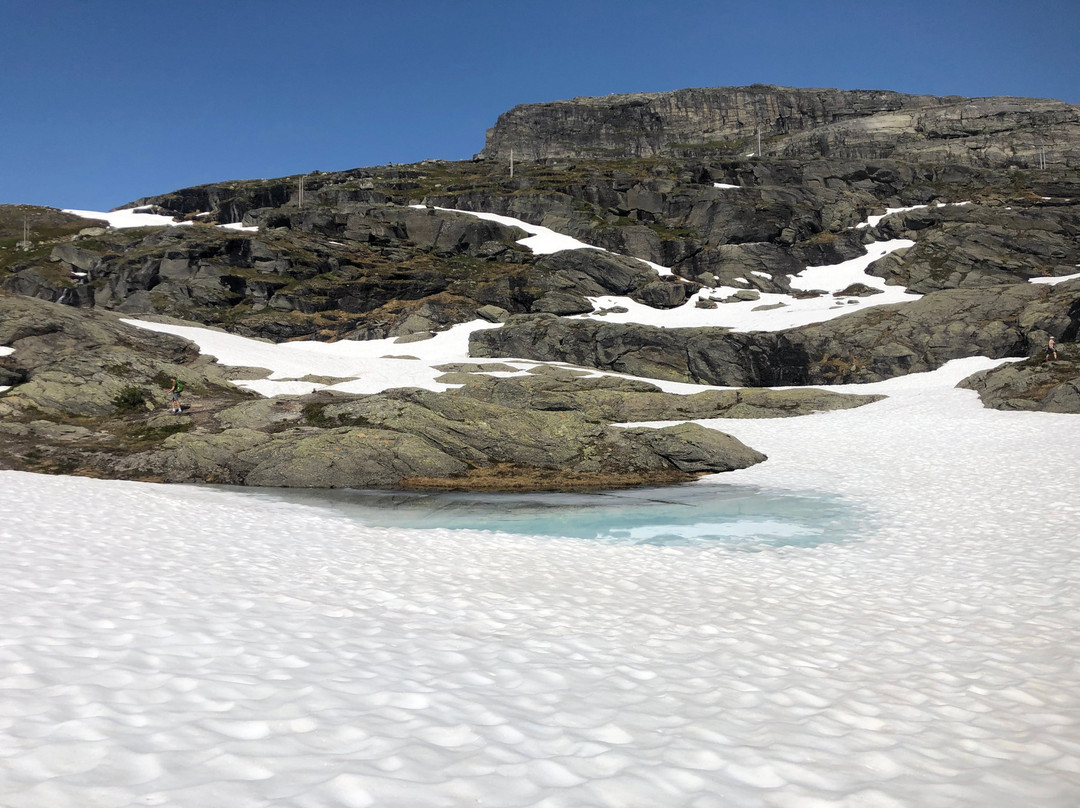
[{"xmin": 224, "ymin": 484, "xmax": 859, "ymax": 550}]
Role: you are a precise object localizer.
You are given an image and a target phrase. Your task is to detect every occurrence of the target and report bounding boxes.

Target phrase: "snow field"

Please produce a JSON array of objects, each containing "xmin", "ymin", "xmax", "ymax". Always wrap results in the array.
[
  {"xmin": 2, "ymin": 202, "xmax": 1078, "ymax": 806},
  {"xmin": 2, "ymin": 360, "xmax": 1079, "ymax": 806}
]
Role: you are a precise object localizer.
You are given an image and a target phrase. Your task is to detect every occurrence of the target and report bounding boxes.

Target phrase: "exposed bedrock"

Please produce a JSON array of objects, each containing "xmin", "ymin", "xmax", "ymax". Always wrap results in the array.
[
  {"xmin": 471, "ymin": 281, "xmax": 1080, "ymax": 387},
  {"xmin": 480, "ymin": 85, "xmax": 1080, "ymax": 169},
  {"xmin": 0, "ymin": 294, "xmax": 780, "ymax": 489},
  {"xmin": 958, "ymin": 348, "xmax": 1080, "ymax": 412}
]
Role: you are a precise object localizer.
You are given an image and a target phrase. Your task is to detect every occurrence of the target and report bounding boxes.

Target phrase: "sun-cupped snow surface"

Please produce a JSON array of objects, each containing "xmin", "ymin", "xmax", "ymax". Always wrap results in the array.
[{"xmin": 2, "ymin": 358, "xmax": 1079, "ymax": 808}]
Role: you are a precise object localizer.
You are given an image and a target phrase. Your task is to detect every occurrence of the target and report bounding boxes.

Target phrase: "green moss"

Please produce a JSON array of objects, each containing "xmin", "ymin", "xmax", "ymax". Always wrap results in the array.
[
  {"xmin": 301, "ymin": 402, "xmax": 377, "ymax": 429},
  {"xmin": 112, "ymin": 386, "xmax": 149, "ymax": 412},
  {"xmin": 302, "ymin": 402, "xmax": 330, "ymax": 426}
]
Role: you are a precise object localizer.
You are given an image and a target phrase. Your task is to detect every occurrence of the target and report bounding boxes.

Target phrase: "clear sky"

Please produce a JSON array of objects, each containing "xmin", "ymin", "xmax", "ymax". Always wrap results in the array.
[{"xmin": 3, "ymin": 0, "xmax": 1077, "ymax": 211}]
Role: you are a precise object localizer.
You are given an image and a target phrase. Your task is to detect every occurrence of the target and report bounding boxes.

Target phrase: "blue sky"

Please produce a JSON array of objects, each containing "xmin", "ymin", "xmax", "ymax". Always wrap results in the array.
[{"xmin": 3, "ymin": 0, "xmax": 1078, "ymax": 211}]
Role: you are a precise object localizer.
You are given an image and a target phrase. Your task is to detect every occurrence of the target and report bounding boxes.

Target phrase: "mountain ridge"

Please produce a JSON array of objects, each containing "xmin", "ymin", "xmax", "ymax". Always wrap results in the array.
[
  {"xmin": 479, "ymin": 84, "xmax": 1080, "ymax": 168},
  {"xmin": 1, "ymin": 83, "xmax": 1078, "ymax": 489}
]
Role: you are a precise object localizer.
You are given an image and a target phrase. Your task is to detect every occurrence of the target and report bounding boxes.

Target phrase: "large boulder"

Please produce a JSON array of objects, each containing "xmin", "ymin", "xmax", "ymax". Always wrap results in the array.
[{"xmin": 0, "ymin": 293, "xmax": 247, "ymax": 417}]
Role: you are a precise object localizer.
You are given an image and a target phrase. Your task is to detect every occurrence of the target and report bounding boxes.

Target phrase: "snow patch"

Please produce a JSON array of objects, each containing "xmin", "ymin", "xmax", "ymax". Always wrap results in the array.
[
  {"xmin": 582, "ymin": 239, "xmax": 916, "ymax": 331},
  {"xmin": 415, "ymin": 206, "xmax": 674, "ymax": 276},
  {"xmin": 122, "ymin": 318, "xmax": 503, "ymax": 397},
  {"xmin": 1030, "ymin": 271, "xmax": 1080, "ymax": 286},
  {"xmin": 64, "ymin": 207, "xmax": 194, "ymax": 229},
  {"xmin": 65, "ymin": 207, "xmax": 256, "ymax": 232}
]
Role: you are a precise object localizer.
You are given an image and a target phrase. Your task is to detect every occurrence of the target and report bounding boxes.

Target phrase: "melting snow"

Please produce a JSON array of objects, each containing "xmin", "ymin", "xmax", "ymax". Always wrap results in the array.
[
  {"xmin": 2, "ymin": 354, "xmax": 1078, "ymax": 806},
  {"xmin": 64, "ymin": 206, "xmax": 194, "ymax": 229},
  {"xmin": 413, "ymin": 205, "xmax": 673, "ymax": 276},
  {"xmin": 4, "ymin": 201, "xmax": 1079, "ymax": 807}
]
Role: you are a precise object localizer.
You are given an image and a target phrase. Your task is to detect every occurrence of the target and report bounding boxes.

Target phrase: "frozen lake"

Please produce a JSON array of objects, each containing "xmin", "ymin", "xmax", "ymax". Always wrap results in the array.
[{"xmin": 223, "ymin": 484, "xmax": 864, "ymax": 550}]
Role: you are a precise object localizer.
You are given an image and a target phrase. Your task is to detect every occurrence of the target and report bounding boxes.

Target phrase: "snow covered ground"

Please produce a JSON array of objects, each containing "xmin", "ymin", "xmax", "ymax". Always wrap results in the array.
[
  {"xmin": 3, "ymin": 209, "xmax": 1080, "ymax": 807},
  {"xmin": 3, "ymin": 359, "xmax": 1078, "ymax": 807}
]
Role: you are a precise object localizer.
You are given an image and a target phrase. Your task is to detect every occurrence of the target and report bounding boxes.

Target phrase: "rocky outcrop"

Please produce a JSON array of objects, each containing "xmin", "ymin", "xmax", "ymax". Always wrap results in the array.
[
  {"xmin": 3, "ymin": 200, "xmax": 700, "ymax": 341},
  {"xmin": 479, "ymin": 85, "xmax": 1080, "ymax": 169},
  {"xmin": 958, "ymin": 350, "xmax": 1080, "ymax": 412},
  {"xmin": 471, "ymin": 279, "xmax": 1080, "ymax": 386},
  {"xmin": 435, "ymin": 363, "xmax": 882, "ymax": 420},
  {"xmin": 0, "ymin": 293, "xmax": 775, "ymax": 489},
  {"xmin": 0, "ymin": 293, "xmax": 248, "ymax": 417},
  {"xmin": 870, "ymin": 203, "xmax": 1080, "ymax": 293},
  {"xmin": 7, "ymin": 141, "xmax": 1076, "ymax": 352}
]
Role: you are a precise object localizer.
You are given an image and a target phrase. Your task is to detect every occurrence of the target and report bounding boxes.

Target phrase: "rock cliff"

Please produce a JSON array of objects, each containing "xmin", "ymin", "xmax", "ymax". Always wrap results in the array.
[{"xmin": 479, "ymin": 85, "xmax": 1080, "ymax": 169}]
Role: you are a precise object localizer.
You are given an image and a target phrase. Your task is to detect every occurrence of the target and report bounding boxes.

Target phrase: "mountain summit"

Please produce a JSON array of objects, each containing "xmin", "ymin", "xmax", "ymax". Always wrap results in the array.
[{"xmin": 479, "ymin": 84, "xmax": 1080, "ymax": 168}]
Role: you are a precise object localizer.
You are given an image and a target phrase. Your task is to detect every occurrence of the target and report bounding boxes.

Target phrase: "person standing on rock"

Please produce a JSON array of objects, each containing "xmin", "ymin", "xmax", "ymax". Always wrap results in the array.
[
  {"xmin": 1046, "ymin": 337, "xmax": 1058, "ymax": 361},
  {"xmin": 168, "ymin": 377, "xmax": 184, "ymax": 414}
]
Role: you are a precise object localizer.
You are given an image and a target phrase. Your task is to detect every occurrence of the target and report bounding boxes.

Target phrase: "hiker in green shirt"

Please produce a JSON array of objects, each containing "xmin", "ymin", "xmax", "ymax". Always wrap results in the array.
[{"xmin": 168, "ymin": 377, "xmax": 184, "ymax": 414}]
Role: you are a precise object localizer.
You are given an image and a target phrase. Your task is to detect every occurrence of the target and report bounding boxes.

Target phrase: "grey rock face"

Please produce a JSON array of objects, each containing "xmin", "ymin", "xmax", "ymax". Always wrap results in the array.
[
  {"xmin": 480, "ymin": 85, "xmax": 1080, "ymax": 170},
  {"xmin": 0, "ymin": 294, "xmax": 772, "ymax": 489},
  {"xmin": 471, "ymin": 280, "xmax": 1080, "ymax": 387},
  {"xmin": 5, "ymin": 82, "xmax": 1079, "ymax": 442},
  {"xmin": 958, "ymin": 351, "xmax": 1080, "ymax": 413}
]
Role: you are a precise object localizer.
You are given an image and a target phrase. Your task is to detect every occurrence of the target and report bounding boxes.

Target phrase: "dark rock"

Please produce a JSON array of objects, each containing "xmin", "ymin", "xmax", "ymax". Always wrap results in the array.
[
  {"xmin": 471, "ymin": 281, "xmax": 1080, "ymax": 387},
  {"xmin": 958, "ymin": 350, "xmax": 1080, "ymax": 413},
  {"xmin": 632, "ymin": 279, "xmax": 691, "ymax": 308},
  {"xmin": 0, "ymin": 294, "xmax": 768, "ymax": 489},
  {"xmin": 834, "ymin": 283, "xmax": 883, "ymax": 297}
]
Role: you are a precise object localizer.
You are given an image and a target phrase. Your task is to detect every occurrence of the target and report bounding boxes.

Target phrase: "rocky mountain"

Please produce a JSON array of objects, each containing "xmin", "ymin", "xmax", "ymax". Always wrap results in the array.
[
  {"xmin": 1, "ymin": 84, "xmax": 1078, "ymax": 488},
  {"xmin": 0, "ymin": 293, "xmax": 885, "ymax": 488},
  {"xmin": 480, "ymin": 85, "xmax": 1080, "ymax": 168}
]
